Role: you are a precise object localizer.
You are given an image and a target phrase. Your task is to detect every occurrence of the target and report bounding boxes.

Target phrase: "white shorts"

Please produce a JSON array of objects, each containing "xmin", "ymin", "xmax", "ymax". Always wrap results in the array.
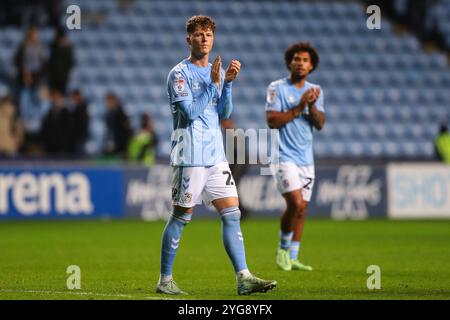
[
  {"xmin": 271, "ymin": 162, "xmax": 315, "ymax": 202},
  {"xmin": 171, "ymin": 162, "xmax": 238, "ymax": 208}
]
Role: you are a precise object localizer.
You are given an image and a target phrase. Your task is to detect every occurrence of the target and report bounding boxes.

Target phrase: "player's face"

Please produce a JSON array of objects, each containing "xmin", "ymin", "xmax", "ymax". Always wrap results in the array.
[
  {"xmin": 187, "ymin": 27, "xmax": 214, "ymax": 57},
  {"xmin": 289, "ymin": 51, "xmax": 313, "ymax": 78}
]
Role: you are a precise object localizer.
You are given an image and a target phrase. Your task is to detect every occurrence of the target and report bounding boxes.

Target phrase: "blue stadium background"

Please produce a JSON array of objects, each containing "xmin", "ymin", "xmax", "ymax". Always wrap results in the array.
[
  {"xmin": 1, "ymin": 0, "xmax": 449, "ymax": 159},
  {"xmin": 0, "ymin": 0, "xmax": 449, "ymax": 220}
]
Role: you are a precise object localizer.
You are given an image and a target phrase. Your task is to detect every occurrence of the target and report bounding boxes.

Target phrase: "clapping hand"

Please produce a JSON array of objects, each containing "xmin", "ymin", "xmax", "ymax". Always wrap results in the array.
[{"xmin": 225, "ymin": 59, "xmax": 241, "ymax": 83}]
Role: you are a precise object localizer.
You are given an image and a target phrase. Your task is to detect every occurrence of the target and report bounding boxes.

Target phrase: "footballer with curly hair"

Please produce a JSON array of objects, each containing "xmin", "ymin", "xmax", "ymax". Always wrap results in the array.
[{"xmin": 266, "ymin": 42, "xmax": 325, "ymax": 272}]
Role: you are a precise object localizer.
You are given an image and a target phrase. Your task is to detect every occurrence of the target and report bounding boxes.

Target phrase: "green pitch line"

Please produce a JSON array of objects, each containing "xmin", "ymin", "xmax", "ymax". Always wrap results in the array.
[{"xmin": 0, "ymin": 219, "xmax": 449, "ymax": 300}]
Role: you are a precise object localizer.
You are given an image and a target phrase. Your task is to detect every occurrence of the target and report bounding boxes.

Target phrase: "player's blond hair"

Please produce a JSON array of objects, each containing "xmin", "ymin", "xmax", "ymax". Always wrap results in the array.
[{"xmin": 186, "ymin": 15, "xmax": 216, "ymax": 34}]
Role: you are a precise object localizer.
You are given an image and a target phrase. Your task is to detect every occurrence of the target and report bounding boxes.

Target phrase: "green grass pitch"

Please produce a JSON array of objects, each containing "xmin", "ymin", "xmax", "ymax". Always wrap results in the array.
[{"xmin": 0, "ymin": 218, "xmax": 449, "ymax": 300}]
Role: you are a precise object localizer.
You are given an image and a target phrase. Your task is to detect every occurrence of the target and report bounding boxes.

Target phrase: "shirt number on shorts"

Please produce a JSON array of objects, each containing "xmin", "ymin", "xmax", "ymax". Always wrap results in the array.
[
  {"xmin": 222, "ymin": 171, "xmax": 235, "ymax": 185},
  {"xmin": 302, "ymin": 177, "xmax": 313, "ymax": 190}
]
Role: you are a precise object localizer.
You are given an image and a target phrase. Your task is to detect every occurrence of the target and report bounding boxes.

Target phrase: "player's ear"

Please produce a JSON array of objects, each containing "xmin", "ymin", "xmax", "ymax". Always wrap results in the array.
[
  {"xmin": 186, "ymin": 35, "xmax": 191, "ymax": 46},
  {"xmin": 287, "ymin": 60, "xmax": 293, "ymax": 71}
]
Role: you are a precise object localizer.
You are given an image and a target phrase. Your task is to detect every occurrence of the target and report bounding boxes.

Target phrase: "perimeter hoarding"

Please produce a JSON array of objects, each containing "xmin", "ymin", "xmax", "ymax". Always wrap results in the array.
[
  {"xmin": 387, "ymin": 163, "xmax": 450, "ymax": 219},
  {"xmin": 124, "ymin": 164, "xmax": 388, "ymax": 220},
  {"xmin": 0, "ymin": 167, "xmax": 124, "ymax": 219},
  {"xmin": 4, "ymin": 163, "xmax": 431, "ymax": 220},
  {"xmin": 238, "ymin": 164, "xmax": 387, "ymax": 219}
]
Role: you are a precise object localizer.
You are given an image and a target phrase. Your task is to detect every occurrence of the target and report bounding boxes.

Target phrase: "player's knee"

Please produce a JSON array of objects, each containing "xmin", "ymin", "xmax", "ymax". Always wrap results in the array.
[
  {"xmin": 296, "ymin": 201, "xmax": 308, "ymax": 217},
  {"xmin": 220, "ymin": 206, "xmax": 241, "ymax": 223},
  {"xmin": 295, "ymin": 208, "xmax": 307, "ymax": 219},
  {"xmin": 288, "ymin": 199, "xmax": 307, "ymax": 217},
  {"xmin": 288, "ymin": 198, "xmax": 302, "ymax": 212},
  {"xmin": 171, "ymin": 209, "xmax": 192, "ymax": 225}
]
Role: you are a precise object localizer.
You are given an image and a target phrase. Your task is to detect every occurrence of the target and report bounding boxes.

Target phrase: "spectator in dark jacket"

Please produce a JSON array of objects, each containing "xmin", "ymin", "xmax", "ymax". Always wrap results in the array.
[
  {"xmin": 48, "ymin": 26, "xmax": 75, "ymax": 94},
  {"xmin": 70, "ymin": 89, "xmax": 89, "ymax": 156},
  {"xmin": 14, "ymin": 26, "xmax": 46, "ymax": 110},
  {"xmin": 41, "ymin": 88, "xmax": 72, "ymax": 155},
  {"xmin": 103, "ymin": 92, "xmax": 132, "ymax": 157}
]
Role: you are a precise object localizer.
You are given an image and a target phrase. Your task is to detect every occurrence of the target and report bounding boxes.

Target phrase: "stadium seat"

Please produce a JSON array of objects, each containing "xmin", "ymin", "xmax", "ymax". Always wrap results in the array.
[{"xmin": 20, "ymin": 0, "xmax": 441, "ymax": 158}]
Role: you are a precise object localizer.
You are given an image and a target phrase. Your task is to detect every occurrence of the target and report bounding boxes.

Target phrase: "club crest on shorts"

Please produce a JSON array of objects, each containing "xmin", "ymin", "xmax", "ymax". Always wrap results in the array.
[
  {"xmin": 283, "ymin": 179, "xmax": 290, "ymax": 188},
  {"xmin": 182, "ymin": 192, "xmax": 192, "ymax": 204}
]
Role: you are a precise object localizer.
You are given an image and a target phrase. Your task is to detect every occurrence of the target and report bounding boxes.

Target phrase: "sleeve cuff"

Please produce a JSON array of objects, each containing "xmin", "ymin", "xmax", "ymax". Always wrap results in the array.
[
  {"xmin": 208, "ymin": 82, "xmax": 219, "ymax": 96},
  {"xmin": 224, "ymin": 82, "xmax": 232, "ymax": 89}
]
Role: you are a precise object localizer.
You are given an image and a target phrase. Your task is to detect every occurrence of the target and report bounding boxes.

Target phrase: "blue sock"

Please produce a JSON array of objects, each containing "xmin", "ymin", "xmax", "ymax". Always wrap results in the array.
[
  {"xmin": 279, "ymin": 230, "xmax": 293, "ymax": 250},
  {"xmin": 290, "ymin": 241, "xmax": 300, "ymax": 260},
  {"xmin": 220, "ymin": 207, "xmax": 248, "ymax": 273},
  {"xmin": 160, "ymin": 209, "xmax": 191, "ymax": 278}
]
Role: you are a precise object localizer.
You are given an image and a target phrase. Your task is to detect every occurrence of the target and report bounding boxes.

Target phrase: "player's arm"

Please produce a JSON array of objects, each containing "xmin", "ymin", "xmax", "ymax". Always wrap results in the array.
[
  {"xmin": 306, "ymin": 88, "xmax": 325, "ymax": 130},
  {"xmin": 169, "ymin": 67, "xmax": 218, "ymax": 121},
  {"xmin": 266, "ymin": 88, "xmax": 315, "ymax": 129},
  {"xmin": 266, "ymin": 109, "xmax": 298, "ymax": 129},
  {"xmin": 308, "ymin": 105, "xmax": 325, "ymax": 130},
  {"xmin": 176, "ymin": 85, "xmax": 218, "ymax": 121},
  {"xmin": 217, "ymin": 59, "xmax": 240, "ymax": 119},
  {"xmin": 217, "ymin": 82, "xmax": 232, "ymax": 119},
  {"xmin": 177, "ymin": 56, "xmax": 223, "ymax": 120},
  {"xmin": 266, "ymin": 84, "xmax": 290, "ymax": 129}
]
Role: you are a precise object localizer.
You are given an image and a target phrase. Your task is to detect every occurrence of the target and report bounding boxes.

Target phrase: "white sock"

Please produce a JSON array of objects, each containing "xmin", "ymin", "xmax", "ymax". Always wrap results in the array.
[
  {"xmin": 236, "ymin": 269, "xmax": 252, "ymax": 281},
  {"xmin": 159, "ymin": 274, "xmax": 173, "ymax": 283}
]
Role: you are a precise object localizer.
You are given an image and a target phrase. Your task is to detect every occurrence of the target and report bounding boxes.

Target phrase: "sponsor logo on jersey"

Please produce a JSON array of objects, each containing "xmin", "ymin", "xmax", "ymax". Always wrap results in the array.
[
  {"xmin": 192, "ymin": 81, "xmax": 201, "ymax": 91},
  {"xmin": 288, "ymin": 95, "xmax": 296, "ymax": 104}
]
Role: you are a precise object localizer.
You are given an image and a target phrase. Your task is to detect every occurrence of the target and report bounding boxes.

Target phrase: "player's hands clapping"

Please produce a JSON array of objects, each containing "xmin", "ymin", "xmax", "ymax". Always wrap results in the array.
[
  {"xmin": 211, "ymin": 57, "xmax": 241, "ymax": 87},
  {"xmin": 225, "ymin": 59, "xmax": 241, "ymax": 83},
  {"xmin": 300, "ymin": 87, "xmax": 320, "ymax": 107},
  {"xmin": 211, "ymin": 56, "xmax": 222, "ymax": 89}
]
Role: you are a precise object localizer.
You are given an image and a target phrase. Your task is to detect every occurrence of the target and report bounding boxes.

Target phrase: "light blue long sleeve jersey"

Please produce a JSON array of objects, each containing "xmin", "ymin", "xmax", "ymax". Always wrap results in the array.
[
  {"xmin": 167, "ymin": 59, "xmax": 233, "ymax": 166},
  {"xmin": 265, "ymin": 78, "xmax": 325, "ymax": 166}
]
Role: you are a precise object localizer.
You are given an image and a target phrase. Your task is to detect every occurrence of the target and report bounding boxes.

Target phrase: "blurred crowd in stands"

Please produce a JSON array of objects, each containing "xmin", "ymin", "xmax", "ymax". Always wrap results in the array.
[
  {"xmin": 0, "ymin": 1, "xmax": 158, "ymax": 164},
  {"xmin": 369, "ymin": 0, "xmax": 448, "ymax": 51},
  {"xmin": 0, "ymin": 25, "xmax": 157, "ymax": 164},
  {"xmin": 0, "ymin": 0, "xmax": 63, "ymax": 28},
  {"xmin": 1, "ymin": 0, "xmax": 449, "ymax": 164}
]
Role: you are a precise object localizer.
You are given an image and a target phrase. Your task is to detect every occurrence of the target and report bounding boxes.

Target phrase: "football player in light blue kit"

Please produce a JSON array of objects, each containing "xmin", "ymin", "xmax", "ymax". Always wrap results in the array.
[
  {"xmin": 266, "ymin": 43, "xmax": 325, "ymax": 272},
  {"xmin": 156, "ymin": 15, "xmax": 276, "ymax": 296}
]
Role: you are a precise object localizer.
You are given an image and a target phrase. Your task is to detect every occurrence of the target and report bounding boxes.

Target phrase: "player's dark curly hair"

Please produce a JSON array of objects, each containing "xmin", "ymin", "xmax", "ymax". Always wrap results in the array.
[
  {"xmin": 186, "ymin": 15, "xmax": 216, "ymax": 34},
  {"xmin": 284, "ymin": 42, "xmax": 320, "ymax": 73}
]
